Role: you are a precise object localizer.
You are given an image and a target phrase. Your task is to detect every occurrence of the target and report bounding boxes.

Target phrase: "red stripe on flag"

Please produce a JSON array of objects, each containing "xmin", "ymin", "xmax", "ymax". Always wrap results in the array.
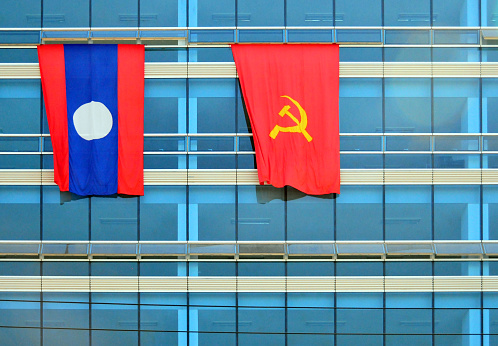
[
  {"xmin": 117, "ymin": 44, "xmax": 144, "ymax": 195},
  {"xmin": 37, "ymin": 45, "xmax": 69, "ymax": 191}
]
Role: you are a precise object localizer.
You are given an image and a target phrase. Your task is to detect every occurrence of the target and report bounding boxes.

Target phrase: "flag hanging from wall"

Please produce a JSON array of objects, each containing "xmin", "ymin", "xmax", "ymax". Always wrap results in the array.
[
  {"xmin": 231, "ymin": 44, "xmax": 340, "ymax": 195},
  {"xmin": 38, "ymin": 44, "xmax": 144, "ymax": 196}
]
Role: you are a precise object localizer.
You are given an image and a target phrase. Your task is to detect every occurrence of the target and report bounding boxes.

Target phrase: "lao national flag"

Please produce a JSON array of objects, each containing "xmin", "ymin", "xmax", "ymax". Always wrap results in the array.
[{"xmin": 38, "ymin": 44, "xmax": 144, "ymax": 196}]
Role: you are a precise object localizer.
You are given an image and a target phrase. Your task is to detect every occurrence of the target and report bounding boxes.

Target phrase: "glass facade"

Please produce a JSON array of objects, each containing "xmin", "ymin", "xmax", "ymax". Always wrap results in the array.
[{"xmin": 2, "ymin": 0, "xmax": 498, "ymax": 345}]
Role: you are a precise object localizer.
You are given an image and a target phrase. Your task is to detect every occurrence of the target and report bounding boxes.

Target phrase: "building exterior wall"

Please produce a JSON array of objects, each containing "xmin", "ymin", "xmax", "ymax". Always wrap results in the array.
[{"xmin": 1, "ymin": 0, "xmax": 498, "ymax": 345}]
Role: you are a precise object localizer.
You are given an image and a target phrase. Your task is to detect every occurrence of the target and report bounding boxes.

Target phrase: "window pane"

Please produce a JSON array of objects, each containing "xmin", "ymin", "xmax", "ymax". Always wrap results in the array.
[
  {"xmin": 0, "ymin": 80, "xmax": 41, "ymax": 134},
  {"xmin": 141, "ymin": 186, "xmax": 186, "ymax": 241},
  {"xmin": 43, "ymin": 186, "xmax": 89, "ymax": 240},
  {"xmin": 91, "ymin": 0, "xmax": 137, "ymax": 27},
  {"xmin": 287, "ymin": 188, "xmax": 334, "ymax": 240},
  {"xmin": 43, "ymin": 0, "xmax": 89, "ymax": 28},
  {"xmin": 145, "ymin": 79, "xmax": 186, "ymax": 134},
  {"xmin": 483, "ymin": 79, "xmax": 498, "ymax": 133},
  {"xmin": 91, "ymin": 196, "xmax": 138, "ymax": 241},
  {"xmin": 0, "ymin": 0, "xmax": 41, "ymax": 28},
  {"xmin": 384, "ymin": 0, "xmax": 431, "ymax": 27},
  {"xmin": 434, "ymin": 185, "xmax": 480, "ymax": 240},
  {"xmin": 336, "ymin": 186, "xmax": 382, "ymax": 240},
  {"xmin": 238, "ymin": 186, "xmax": 284, "ymax": 241},
  {"xmin": 336, "ymin": 0, "xmax": 382, "ymax": 26},
  {"xmin": 140, "ymin": 0, "xmax": 182, "ymax": 27},
  {"xmin": 189, "ymin": 186, "xmax": 235, "ymax": 241},
  {"xmin": 434, "ymin": 79, "xmax": 480, "ymax": 133},
  {"xmin": 191, "ymin": 0, "xmax": 235, "ymax": 27},
  {"xmin": 237, "ymin": 0, "xmax": 284, "ymax": 27},
  {"xmin": 385, "ymin": 186, "xmax": 432, "ymax": 240},
  {"xmin": 286, "ymin": 0, "xmax": 333, "ymax": 26},
  {"xmin": 189, "ymin": 79, "xmax": 236, "ymax": 133},
  {"xmin": 0, "ymin": 186, "xmax": 40, "ymax": 240},
  {"xmin": 433, "ymin": 0, "xmax": 479, "ymax": 26},
  {"xmin": 483, "ymin": 0, "xmax": 498, "ymax": 26},
  {"xmin": 340, "ymin": 78, "xmax": 382, "ymax": 133},
  {"xmin": 385, "ymin": 78, "xmax": 431, "ymax": 133},
  {"xmin": 484, "ymin": 186, "xmax": 498, "ymax": 240}
]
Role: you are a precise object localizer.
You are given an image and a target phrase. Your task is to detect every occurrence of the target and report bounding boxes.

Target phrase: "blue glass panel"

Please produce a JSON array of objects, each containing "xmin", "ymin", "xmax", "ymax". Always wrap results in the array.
[
  {"xmin": 195, "ymin": 307, "xmax": 236, "ymax": 332},
  {"xmin": 238, "ymin": 308, "xmax": 285, "ymax": 332},
  {"xmin": 91, "ymin": 196, "xmax": 138, "ymax": 241},
  {"xmin": 386, "ymin": 292, "xmax": 432, "ymax": 308},
  {"xmin": 144, "ymin": 154, "xmax": 187, "ymax": 169},
  {"xmin": 286, "ymin": 0, "xmax": 332, "ymax": 26},
  {"xmin": 385, "ymin": 31, "xmax": 431, "ymax": 45},
  {"xmin": 191, "ymin": 0, "xmax": 235, "ymax": 27},
  {"xmin": 336, "ymin": 186, "xmax": 383, "ymax": 240},
  {"xmin": 44, "ymin": 329, "xmax": 89, "ymax": 346},
  {"xmin": 384, "ymin": 0, "xmax": 431, "ymax": 26},
  {"xmin": 92, "ymin": 262, "xmax": 137, "ymax": 276},
  {"xmin": 145, "ymin": 79, "xmax": 186, "ymax": 134},
  {"xmin": 384, "ymin": 48, "xmax": 431, "ymax": 62},
  {"xmin": 483, "ymin": 0, "xmax": 498, "ymax": 26},
  {"xmin": 0, "ymin": 154, "xmax": 40, "ymax": 169},
  {"xmin": 239, "ymin": 333, "xmax": 285, "ymax": 346},
  {"xmin": 43, "ymin": 262, "xmax": 89, "ymax": 276},
  {"xmin": 433, "ymin": 0, "xmax": 479, "ymax": 26},
  {"xmin": 191, "ymin": 262, "xmax": 235, "ymax": 276},
  {"xmin": 43, "ymin": 186, "xmax": 89, "ymax": 240},
  {"xmin": 190, "ymin": 293, "xmax": 235, "ymax": 307},
  {"xmin": 340, "ymin": 47, "xmax": 382, "ymax": 62},
  {"xmin": 0, "ymin": 300, "xmax": 40, "ymax": 327},
  {"xmin": 0, "ymin": 80, "xmax": 41, "ymax": 134},
  {"xmin": 288, "ymin": 308, "xmax": 333, "ymax": 333},
  {"xmin": 0, "ymin": 186, "xmax": 40, "ymax": 240},
  {"xmin": 385, "ymin": 185, "xmax": 432, "ymax": 240},
  {"xmin": 385, "ymin": 78, "xmax": 431, "ymax": 133},
  {"xmin": 189, "ymin": 186, "xmax": 235, "ymax": 241},
  {"xmin": 336, "ymin": 0, "xmax": 381, "ymax": 26},
  {"xmin": 140, "ymin": 0, "xmax": 181, "ymax": 27},
  {"xmin": 287, "ymin": 293, "xmax": 334, "ymax": 308},
  {"xmin": 336, "ymin": 29, "xmax": 382, "ymax": 43},
  {"xmin": 434, "ymin": 79, "xmax": 479, "ymax": 133},
  {"xmin": 434, "ymin": 185, "xmax": 480, "ymax": 240},
  {"xmin": 386, "ymin": 335, "xmax": 433, "ymax": 346},
  {"xmin": 189, "ymin": 48, "xmax": 234, "ymax": 62},
  {"xmin": 385, "ymin": 154, "xmax": 432, "ymax": 168},
  {"xmin": 238, "ymin": 29, "xmax": 284, "ymax": 42},
  {"xmin": 434, "ymin": 154, "xmax": 481, "ymax": 168},
  {"xmin": 287, "ymin": 188, "xmax": 334, "ymax": 240},
  {"xmin": 237, "ymin": 0, "xmax": 284, "ymax": 27},
  {"xmin": 92, "ymin": 330, "xmax": 138, "ymax": 346},
  {"xmin": 483, "ymin": 79, "xmax": 498, "ymax": 133},
  {"xmin": 340, "ymin": 78, "xmax": 382, "ymax": 133},
  {"xmin": 0, "ymin": 49, "xmax": 38, "ymax": 63},
  {"xmin": 141, "ymin": 186, "xmax": 186, "ymax": 241},
  {"xmin": 43, "ymin": 0, "xmax": 89, "ymax": 28},
  {"xmin": 0, "ymin": 137, "xmax": 39, "ymax": 152},
  {"xmin": 385, "ymin": 309, "xmax": 432, "ymax": 334},
  {"xmin": 434, "ymin": 30, "xmax": 480, "ymax": 44},
  {"xmin": 386, "ymin": 261, "xmax": 432, "ymax": 276},
  {"xmin": 238, "ymin": 293, "xmax": 285, "ymax": 307},
  {"xmin": 43, "ymin": 301, "xmax": 89, "ymax": 329},
  {"xmin": 288, "ymin": 262, "xmax": 334, "ymax": 276},
  {"xmin": 484, "ymin": 186, "xmax": 498, "ymax": 240},
  {"xmin": 341, "ymin": 154, "xmax": 383, "ymax": 169},
  {"xmin": 238, "ymin": 186, "xmax": 285, "ymax": 241},
  {"xmin": 435, "ymin": 309, "xmax": 481, "ymax": 333},
  {"xmin": 238, "ymin": 262, "xmax": 285, "ymax": 276},
  {"xmin": 288, "ymin": 335, "xmax": 334, "ymax": 346},
  {"xmin": 0, "ymin": 0, "xmax": 41, "ymax": 27},
  {"xmin": 287, "ymin": 29, "xmax": 333, "ymax": 43},
  {"xmin": 337, "ymin": 262, "xmax": 383, "ymax": 276},
  {"xmin": 189, "ymin": 29, "xmax": 235, "ymax": 43},
  {"xmin": 0, "ymin": 262, "xmax": 39, "ymax": 276},
  {"xmin": 0, "ymin": 31, "xmax": 40, "ymax": 44},
  {"xmin": 433, "ymin": 48, "xmax": 480, "ymax": 62},
  {"xmin": 91, "ymin": 0, "xmax": 137, "ymax": 27},
  {"xmin": 435, "ymin": 262, "xmax": 481, "ymax": 276},
  {"xmin": 145, "ymin": 48, "xmax": 186, "ymax": 62},
  {"xmin": 189, "ymin": 79, "xmax": 236, "ymax": 133},
  {"xmin": 336, "ymin": 309, "xmax": 383, "ymax": 333}
]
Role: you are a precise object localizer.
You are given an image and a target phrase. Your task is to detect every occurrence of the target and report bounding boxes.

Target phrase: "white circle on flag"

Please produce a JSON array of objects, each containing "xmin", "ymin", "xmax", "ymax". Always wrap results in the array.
[{"xmin": 73, "ymin": 101, "xmax": 113, "ymax": 141}]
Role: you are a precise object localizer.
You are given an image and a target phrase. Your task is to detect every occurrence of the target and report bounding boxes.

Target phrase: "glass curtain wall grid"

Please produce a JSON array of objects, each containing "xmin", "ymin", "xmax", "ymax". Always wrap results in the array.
[{"xmin": 4, "ymin": 0, "xmax": 498, "ymax": 345}]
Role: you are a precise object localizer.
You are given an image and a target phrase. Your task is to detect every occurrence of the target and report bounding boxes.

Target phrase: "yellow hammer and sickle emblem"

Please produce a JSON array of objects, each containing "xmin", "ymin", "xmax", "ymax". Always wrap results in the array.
[{"xmin": 269, "ymin": 95, "xmax": 313, "ymax": 142}]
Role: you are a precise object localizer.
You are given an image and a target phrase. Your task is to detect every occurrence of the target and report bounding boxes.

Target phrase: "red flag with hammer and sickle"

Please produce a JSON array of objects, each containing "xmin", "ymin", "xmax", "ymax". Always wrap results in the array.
[{"xmin": 232, "ymin": 44, "xmax": 340, "ymax": 195}]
